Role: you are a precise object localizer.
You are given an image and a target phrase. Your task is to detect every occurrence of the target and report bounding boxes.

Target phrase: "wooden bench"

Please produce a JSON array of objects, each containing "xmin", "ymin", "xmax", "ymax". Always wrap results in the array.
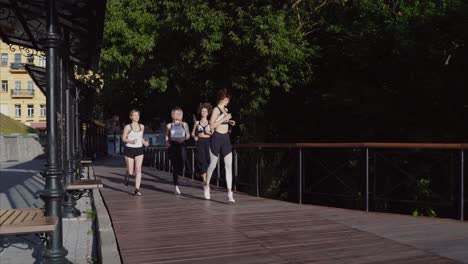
[
  {"xmin": 66, "ymin": 179, "xmax": 103, "ymax": 191},
  {"xmin": 80, "ymin": 159, "xmax": 95, "ymax": 179},
  {"xmin": 66, "ymin": 179, "xmax": 103, "ymax": 201},
  {"xmin": 0, "ymin": 208, "xmax": 57, "ymax": 249}
]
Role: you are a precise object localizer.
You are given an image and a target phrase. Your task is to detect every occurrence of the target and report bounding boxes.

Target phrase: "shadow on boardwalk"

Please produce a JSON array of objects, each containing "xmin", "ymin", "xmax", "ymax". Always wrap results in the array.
[{"xmin": 95, "ymin": 156, "xmax": 468, "ymax": 264}]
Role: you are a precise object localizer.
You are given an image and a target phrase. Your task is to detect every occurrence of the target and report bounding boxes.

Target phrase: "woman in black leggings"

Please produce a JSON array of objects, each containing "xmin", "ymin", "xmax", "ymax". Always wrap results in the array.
[
  {"xmin": 166, "ymin": 107, "xmax": 190, "ymax": 195},
  {"xmin": 191, "ymin": 103, "xmax": 212, "ymax": 185},
  {"xmin": 205, "ymin": 89, "xmax": 236, "ymax": 202}
]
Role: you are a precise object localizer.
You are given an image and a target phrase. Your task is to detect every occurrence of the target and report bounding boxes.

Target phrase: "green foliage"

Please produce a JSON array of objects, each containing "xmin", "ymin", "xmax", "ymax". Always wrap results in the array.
[
  {"xmin": 412, "ymin": 178, "xmax": 437, "ymax": 217},
  {"xmin": 100, "ymin": 0, "xmax": 468, "ymax": 142},
  {"xmin": 100, "ymin": 0, "xmax": 313, "ymax": 123},
  {"xmin": 84, "ymin": 208, "xmax": 97, "ymax": 221}
]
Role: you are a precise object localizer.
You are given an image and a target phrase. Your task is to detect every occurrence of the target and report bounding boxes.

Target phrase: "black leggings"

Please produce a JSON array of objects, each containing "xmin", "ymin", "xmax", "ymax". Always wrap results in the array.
[
  {"xmin": 196, "ymin": 137, "xmax": 211, "ymax": 174},
  {"xmin": 168, "ymin": 141, "xmax": 187, "ymax": 186}
]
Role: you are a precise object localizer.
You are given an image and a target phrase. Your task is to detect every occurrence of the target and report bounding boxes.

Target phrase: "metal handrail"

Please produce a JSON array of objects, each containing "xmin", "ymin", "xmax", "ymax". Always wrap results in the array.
[
  {"xmin": 144, "ymin": 143, "xmax": 466, "ymax": 221},
  {"xmin": 10, "ymin": 89, "xmax": 35, "ymax": 96},
  {"xmin": 147, "ymin": 142, "xmax": 468, "ymax": 149}
]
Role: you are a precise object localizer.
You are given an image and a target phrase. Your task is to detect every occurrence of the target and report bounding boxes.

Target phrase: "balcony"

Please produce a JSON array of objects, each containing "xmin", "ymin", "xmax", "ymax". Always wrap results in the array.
[
  {"xmin": 11, "ymin": 89, "xmax": 34, "ymax": 98},
  {"xmin": 10, "ymin": 62, "xmax": 33, "ymax": 72}
]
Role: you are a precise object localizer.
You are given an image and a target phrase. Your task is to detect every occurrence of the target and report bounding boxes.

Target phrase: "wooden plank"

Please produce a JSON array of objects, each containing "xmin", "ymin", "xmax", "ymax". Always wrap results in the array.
[
  {"xmin": 92, "ymin": 157, "xmax": 466, "ymax": 264},
  {"xmin": 0, "ymin": 208, "xmax": 57, "ymax": 235},
  {"xmin": 3, "ymin": 210, "xmax": 22, "ymax": 226},
  {"xmin": 0, "ymin": 217, "xmax": 57, "ymax": 235},
  {"xmin": 66, "ymin": 179, "xmax": 103, "ymax": 190},
  {"xmin": 0, "ymin": 210, "xmax": 10, "ymax": 218},
  {"xmin": 13, "ymin": 210, "xmax": 30, "ymax": 225},
  {"xmin": 0, "ymin": 210, "xmax": 15, "ymax": 225}
]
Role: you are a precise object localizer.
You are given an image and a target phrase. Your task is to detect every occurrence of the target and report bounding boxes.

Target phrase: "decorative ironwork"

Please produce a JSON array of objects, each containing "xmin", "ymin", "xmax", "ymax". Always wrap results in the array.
[
  {"xmin": 0, "ymin": 0, "xmax": 106, "ymax": 69},
  {"xmin": 9, "ymin": 43, "xmax": 45, "ymax": 57},
  {"xmin": 0, "ymin": 233, "xmax": 47, "ymax": 250}
]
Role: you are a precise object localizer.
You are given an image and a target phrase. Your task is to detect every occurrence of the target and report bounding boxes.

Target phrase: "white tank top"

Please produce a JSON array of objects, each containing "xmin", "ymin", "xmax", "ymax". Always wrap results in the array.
[
  {"xmin": 215, "ymin": 106, "xmax": 230, "ymax": 125},
  {"xmin": 126, "ymin": 124, "xmax": 143, "ymax": 148},
  {"xmin": 170, "ymin": 122, "xmax": 186, "ymax": 139}
]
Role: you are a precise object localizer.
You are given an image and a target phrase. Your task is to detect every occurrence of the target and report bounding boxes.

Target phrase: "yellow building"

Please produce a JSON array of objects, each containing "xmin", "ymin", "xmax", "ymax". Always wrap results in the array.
[{"xmin": 0, "ymin": 40, "xmax": 47, "ymax": 130}]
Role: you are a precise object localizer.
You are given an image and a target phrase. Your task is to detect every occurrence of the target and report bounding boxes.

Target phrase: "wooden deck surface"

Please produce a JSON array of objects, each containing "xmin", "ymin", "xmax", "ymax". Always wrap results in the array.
[{"xmin": 95, "ymin": 157, "xmax": 468, "ymax": 264}]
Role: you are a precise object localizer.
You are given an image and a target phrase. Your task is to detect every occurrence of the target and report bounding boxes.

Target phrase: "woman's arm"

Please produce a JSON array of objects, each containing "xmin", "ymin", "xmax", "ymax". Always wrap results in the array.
[
  {"xmin": 184, "ymin": 122, "xmax": 190, "ymax": 140},
  {"xmin": 191, "ymin": 121, "xmax": 199, "ymax": 140},
  {"xmin": 165, "ymin": 123, "xmax": 171, "ymax": 144},
  {"xmin": 121, "ymin": 125, "xmax": 134, "ymax": 144}
]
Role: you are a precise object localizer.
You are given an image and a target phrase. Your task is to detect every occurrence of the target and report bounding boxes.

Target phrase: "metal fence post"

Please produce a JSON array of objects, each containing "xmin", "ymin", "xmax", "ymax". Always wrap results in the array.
[
  {"xmin": 256, "ymin": 147, "xmax": 260, "ymax": 197},
  {"xmin": 158, "ymin": 149, "xmax": 162, "ymax": 170},
  {"xmin": 191, "ymin": 149, "xmax": 195, "ymax": 180},
  {"xmin": 234, "ymin": 149, "xmax": 238, "ymax": 192},
  {"xmin": 217, "ymin": 154, "xmax": 220, "ymax": 187},
  {"xmin": 299, "ymin": 148, "xmax": 302, "ymax": 205},
  {"xmin": 461, "ymin": 149, "xmax": 464, "ymax": 221},
  {"xmin": 366, "ymin": 147, "xmax": 369, "ymax": 212}
]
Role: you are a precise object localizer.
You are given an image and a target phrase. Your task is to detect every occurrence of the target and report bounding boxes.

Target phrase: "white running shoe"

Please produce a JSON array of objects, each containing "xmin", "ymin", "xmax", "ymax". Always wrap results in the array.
[
  {"xmin": 203, "ymin": 185, "xmax": 211, "ymax": 200},
  {"xmin": 175, "ymin": 186, "xmax": 181, "ymax": 195},
  {"xmin": 227, "ymin": 191, "xmax": 235, "ymax": 203}
]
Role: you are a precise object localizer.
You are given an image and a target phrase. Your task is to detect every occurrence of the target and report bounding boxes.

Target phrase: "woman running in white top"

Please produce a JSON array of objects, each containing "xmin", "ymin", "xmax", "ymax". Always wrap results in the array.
[{"xmin": 122, "ymin": 110, "xmax": 149, "ymax": 196}]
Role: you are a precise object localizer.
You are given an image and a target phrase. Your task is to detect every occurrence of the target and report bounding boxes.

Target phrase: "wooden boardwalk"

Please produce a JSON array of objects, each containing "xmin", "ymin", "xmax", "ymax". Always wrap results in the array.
[{"xmin": 95, "ymin": 157, "xmax": 468, "ymax": 264}]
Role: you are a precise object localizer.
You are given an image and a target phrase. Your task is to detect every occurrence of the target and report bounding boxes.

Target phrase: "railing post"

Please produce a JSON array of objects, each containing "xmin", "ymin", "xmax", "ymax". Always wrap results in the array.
[
  {"xmin": 256, "ymin": 147, "xmax": 260, "ymax": 197},
  {"xmin": 461, "ymin": 149, "xmax": 464, "ymax": 221},
  {"xmin": 191, "ymin": 149, "xmax": 195, "ymax": 180},
  {"xmin": 234, "ymin": 149, "xmax": 238, "ymax": 192},
  {"xmin": 217, "ymin": 154, "xmax": 220, "ymax": 188},
  {"xmin": 41, "ymin": 0, "xmax": 68, "ymax": 261},
  {"xmin": 163, "ymin": 151, "xmax": 166, "ymax": 171},
  {"xmin": 299, "ymin": 148, "xmax": 302, "ymax": 205},
  {"xmin": 366, "ymin": 147, "xmax": 369, "ymax": 212}
]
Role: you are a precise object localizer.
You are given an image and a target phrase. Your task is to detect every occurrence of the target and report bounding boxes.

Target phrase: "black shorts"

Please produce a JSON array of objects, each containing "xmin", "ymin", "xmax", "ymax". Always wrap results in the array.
[
  {"xmin": 210, "ymin": 131, "xmax": 232, "ymax": 158},
  {"xmin": 124, "ymin": 146, "xmax": 144, "ymax": 159}
]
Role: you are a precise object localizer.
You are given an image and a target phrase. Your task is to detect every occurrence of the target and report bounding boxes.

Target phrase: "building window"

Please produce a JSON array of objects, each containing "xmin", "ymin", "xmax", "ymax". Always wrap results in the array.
[
  {"xmin": 14, "ymin": 80, "xmax": 21, "ymax": 90},
  {"xmin": 14, "ymin": 104, "xmax": 21, "ymax": 117},
  {"xmin": 27, "ymin": 81, "xmax": 34, "ymax": 95},
  {"xmin": 40, "ymin": 104, "xmax": 46, "ymax": 117},
  {"xmin": 1, "ymin": 80, "xmax": 7, "ymax": 92},
  {"xmin": 27, "ymin": 104, "xmax": 34, "ymax": 117},
  {"xmin": 26, "ymin": 55, "xmax": 34, "ymax": 64},
  {"xmin": 1, "ymin": 53, "xmax": 7, "ymax": 66},
  {"xmin": 0, "ymin": 104, "xmax": 8, "ymax": 115},
  {"xmin": 14, "ymin": 54, "xmax": 21, "ymax": 64},
  {"xmin": 39, "ymin": 56, "xmax": 46, "ymax": 67}
]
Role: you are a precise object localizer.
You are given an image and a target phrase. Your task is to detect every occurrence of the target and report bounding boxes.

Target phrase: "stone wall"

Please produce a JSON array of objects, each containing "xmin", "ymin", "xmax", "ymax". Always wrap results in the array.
[{"xmin": 0, "ymin": 134, "xmax": 45, "ymax": 162}]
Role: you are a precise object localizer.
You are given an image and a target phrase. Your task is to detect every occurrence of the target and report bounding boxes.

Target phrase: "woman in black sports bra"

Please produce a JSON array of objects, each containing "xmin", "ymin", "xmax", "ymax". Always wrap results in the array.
[
  {"xmin": 191, "ymin": 103, "xmax": 212, "ymax": 185},
  {"xmin": 204, "ymin": 89, "xmax": 236, "ymax": 203}
]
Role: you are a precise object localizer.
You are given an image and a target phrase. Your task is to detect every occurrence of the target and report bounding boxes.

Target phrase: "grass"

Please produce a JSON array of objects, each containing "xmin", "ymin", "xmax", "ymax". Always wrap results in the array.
[
  {"xmin": 0, "ymin": 113, "xmax": 37, "ymax": 135},
  {"xmin": 84, "ymin": 208, "xmax": 97, "ymax": 221}
]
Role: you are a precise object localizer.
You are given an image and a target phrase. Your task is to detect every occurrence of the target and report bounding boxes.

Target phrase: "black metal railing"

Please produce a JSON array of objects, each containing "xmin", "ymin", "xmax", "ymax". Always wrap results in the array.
[
  {"xmin": 10, "ymin": 89, "xmax": 34, "ymax": 96},
  {"xmin": 81, "ymin": 120, "xmax": 107, "ymax": 160},
  {"xmin": 9, "ymin": 62, "xmax": 29, "ymax": 71},
  {"xmin": 144, "ymin": 143, "xmax": 467, "ymax": 221}
]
